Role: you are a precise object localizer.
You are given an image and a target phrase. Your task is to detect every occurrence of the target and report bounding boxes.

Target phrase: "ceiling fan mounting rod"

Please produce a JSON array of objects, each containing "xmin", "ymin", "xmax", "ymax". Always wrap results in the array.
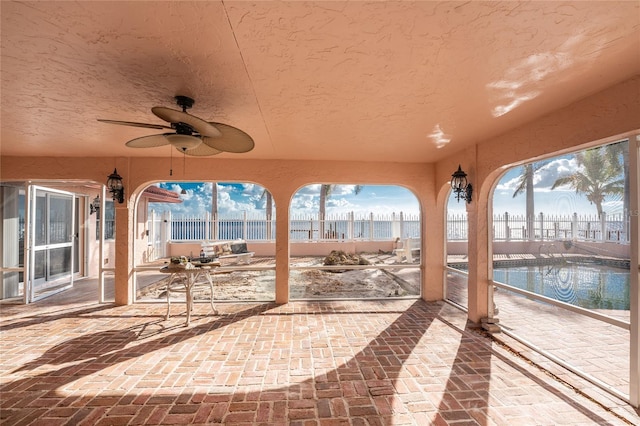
[{"xmin": 175, "ymin": 95, "xmax": 194, "ymax": 112}]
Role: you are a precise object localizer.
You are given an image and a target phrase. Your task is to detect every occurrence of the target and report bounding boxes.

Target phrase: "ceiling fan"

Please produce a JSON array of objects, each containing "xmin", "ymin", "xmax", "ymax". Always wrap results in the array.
[{"xmin": 98, "ymin": 95, "xmax": 254, "ymax": 156}]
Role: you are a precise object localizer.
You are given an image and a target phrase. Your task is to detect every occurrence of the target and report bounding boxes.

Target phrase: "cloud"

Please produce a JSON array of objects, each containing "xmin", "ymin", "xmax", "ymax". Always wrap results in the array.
[
  {"xmin": 153, "ymin": 182, "xmax": 273, "ymax": 217},
  {"xmin": 495, "ymin": 156, "xmax": 580, "ymax": 195},
  {"xmin": 534, "ymin": 157, "xmax": 579, "ymax": 191}
]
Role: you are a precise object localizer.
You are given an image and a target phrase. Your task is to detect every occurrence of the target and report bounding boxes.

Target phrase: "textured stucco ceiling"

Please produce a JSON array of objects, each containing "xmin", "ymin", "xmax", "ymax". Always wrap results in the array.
[{"xmin": 1, "ymin": 1, "xmax": 639, "ymax": 162}]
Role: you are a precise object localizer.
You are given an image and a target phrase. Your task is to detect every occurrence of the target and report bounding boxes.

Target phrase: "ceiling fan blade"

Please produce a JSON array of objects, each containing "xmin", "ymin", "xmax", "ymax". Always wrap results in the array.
[
  {"xmin": 179, "ymin": 143, "xmax": 222, "ymax": 157},
  {"xmin": 202, "ymin": 122, "xmax": 255, "ymax": 153},
  {"xmin": 151, "ymin": 107, "xmax": 221, "ymax": 137},
  {"xmin": 97, "ymin": 119, "xmax": 171, "ymax": 130},
  {"xmin": 125, "ymin": 134, "xmax": 171, "ymax": 148}
]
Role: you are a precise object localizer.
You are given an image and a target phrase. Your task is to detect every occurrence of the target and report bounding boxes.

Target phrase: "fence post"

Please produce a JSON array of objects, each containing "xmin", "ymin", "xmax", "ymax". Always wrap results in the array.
[
  {"xmin": 348, "ymin": 211, "xmax": 354, "ymax": 241},
  {"xmin": 369, "ymin": 212, "xmax": 374, "ymax": 241},
  {"xmin": 242, "ymin": 211, "xmax": 248, "ymax": 240},
  {"xmin": 161, "ymin": 211, "xmax": 171, "ymax": 257},
  {"xmin": 204, "ymin": 212, "xmax": 210, "ymax": 241},
  {"xmin": 539, "ymin": 212, "xmax": 544, "ymax": 241},
  {"xmin": 504, "ymin": 212, "xmax": 509, "ymax": 241},
  {"xmin": 400, "ymin": 211, "xmax": 405, "ymax": 239},
  {"xmin": 213, "ymin": 212, "xmax": 218, "ymax": 241},
  {"xmin": 310, "ymin": 217, "xmax": 315, "ymax": 241},
  {"xmin": 572, "ymin": 212, "xmax": 578, "ymax": 240},
  {"xmin": 148, "ymin": 210, "xmax": 157, "ymax": 259},
  {"xmin": 391, "ymin": 212, "xmax": 400, "ymax": 239}
]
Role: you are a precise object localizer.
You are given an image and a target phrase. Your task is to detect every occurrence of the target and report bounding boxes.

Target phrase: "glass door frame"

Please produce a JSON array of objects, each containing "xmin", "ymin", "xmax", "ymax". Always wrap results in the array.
[
  {"xmin": 630, "ymin": 134, "xmax": 640, "ymax": 407},
  {"xmin": 26, "ymin": 185, "xmax": 76, "ymax": 302}
]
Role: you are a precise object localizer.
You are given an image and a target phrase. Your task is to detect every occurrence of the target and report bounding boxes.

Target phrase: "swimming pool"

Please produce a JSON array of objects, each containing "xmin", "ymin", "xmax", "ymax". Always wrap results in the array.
[{"xmin": 493, "ymin": 262, "xmax": 630, "ymax": 311}]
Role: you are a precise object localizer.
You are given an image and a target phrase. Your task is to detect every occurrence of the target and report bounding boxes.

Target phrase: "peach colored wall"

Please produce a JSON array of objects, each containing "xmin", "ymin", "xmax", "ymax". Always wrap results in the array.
[{"xmin": 167, "ymin": 241, "xmax": 396, "ymax": 258}]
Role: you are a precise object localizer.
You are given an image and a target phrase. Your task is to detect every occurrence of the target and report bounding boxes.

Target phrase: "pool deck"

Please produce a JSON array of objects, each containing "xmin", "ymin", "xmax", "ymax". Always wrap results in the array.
[{"xmin": 447, "ymin": 252, "xmax": 630, "ymax": 268}]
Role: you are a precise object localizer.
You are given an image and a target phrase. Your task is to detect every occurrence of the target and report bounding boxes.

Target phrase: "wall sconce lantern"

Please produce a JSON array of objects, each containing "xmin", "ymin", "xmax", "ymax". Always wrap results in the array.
[
  {"xmin": 451, "ymin": 165, "xmax": 472, "ymax": 203},
  {"xmin": 106, "ymin": 168, "xmax": 125, "ymax": 204},
  {"xmin": 90, "ymin": 195, "xmax": 101, "ymax": 215}
]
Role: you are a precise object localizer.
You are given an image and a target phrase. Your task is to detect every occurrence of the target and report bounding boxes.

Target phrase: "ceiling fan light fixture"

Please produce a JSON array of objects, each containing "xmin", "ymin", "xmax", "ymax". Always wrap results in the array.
[{"xmin": 164, "ymin": 134, "xmax": 202, "ymax": 150}]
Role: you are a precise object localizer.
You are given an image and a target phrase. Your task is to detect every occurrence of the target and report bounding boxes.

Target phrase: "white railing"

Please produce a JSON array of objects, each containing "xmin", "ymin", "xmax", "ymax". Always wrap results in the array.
[
  {"xmin": 164, "ymin": 212, "xmax": 276, "ymax": 242},
  {"xmin": 158, "ymin": 211, "xmax": 419, "ymax": 242},
  {"xmin": 290, "ymin": 212, "xmax": 420, "ymax": 241},
  {"xmin": 448, "ymin": 212, "xmax": 629, "ymax": 242},
  {"xmin": 153, "ymin": 211, "xmax": 629, "ymax": 244}
]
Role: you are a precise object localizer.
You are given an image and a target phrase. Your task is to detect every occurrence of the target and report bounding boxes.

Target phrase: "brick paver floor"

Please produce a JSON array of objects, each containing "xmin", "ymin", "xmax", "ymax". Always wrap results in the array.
[{"xmin": 1, "ymin": 289, "xmax": 639, "ymax": 425}]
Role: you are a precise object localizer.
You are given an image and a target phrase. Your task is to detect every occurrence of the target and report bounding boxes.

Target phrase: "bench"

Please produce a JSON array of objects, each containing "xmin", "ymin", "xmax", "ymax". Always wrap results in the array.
[
  {"xmin": 392, "ymin": 238, "xmax": 420, "ymax": 262},
  {"xmin": 201, "ymin": 240, "xmax": 254, "ymax": 265}
]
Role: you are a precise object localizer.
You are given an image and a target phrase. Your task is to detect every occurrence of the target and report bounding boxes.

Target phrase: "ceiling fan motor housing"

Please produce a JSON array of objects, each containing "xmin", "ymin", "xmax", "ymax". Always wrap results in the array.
[
  {"xmin": 174, "ymin": 122, "xmax": 195, "ymax": 135},
  {"xmin": 175, "ymin": 95, "xmax": 194, "ymax": 111}
]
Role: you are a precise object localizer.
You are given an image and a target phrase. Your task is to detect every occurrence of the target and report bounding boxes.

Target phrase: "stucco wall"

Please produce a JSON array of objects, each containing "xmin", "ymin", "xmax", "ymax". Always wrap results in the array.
[{"xmin": 167, "ymin": 241, "xmax": 396, "ymax": 259}]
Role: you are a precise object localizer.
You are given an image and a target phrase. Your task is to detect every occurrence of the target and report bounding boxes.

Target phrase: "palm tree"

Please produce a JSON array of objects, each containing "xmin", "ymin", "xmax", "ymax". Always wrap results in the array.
[
  {"xmin": 211, "ymin": 182, "xmax": 218, "ymax": 240},
  {"xmin": 512, "ymin": 161, "xmax": 548, "ymax": 239},
  {"xmin": 319, "ymin": 184, "xmax": 362, "ymax": 239},
  {"xmin": 512, "ymin": 163, "xmax": 536, "ymax": 239},
  {"xmin": 603, "ymin": 140, "xmax": 629, "ymax": 233},
  {"xmin": 551, "ymin": 147, "xmax": 624, "ymax": 217}
]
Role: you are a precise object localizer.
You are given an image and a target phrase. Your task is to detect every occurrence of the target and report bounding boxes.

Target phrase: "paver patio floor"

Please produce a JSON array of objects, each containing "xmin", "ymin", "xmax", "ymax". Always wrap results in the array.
[{"xmin": 2, "ymin": 281, "xmax": 639, "ymax": 425}]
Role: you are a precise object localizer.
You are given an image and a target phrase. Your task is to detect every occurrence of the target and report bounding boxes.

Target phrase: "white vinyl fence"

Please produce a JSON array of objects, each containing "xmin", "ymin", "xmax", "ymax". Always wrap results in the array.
[
  {"xmin": 448, "ymin": 212, "xmax": 629, "ymax": 242},
  {"xmin": 150, "ymin": 211, "xmax": 629, "ymax": 247}
]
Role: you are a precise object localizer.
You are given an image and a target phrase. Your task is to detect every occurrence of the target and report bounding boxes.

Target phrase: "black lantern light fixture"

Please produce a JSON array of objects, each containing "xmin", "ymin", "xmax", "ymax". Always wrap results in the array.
[
  {"xmin": 106, "ymin": 168, "xmax": 125, "ymax": 203},
  {"xmin": 451, "ymin": 165, "xmax": 472, "ymax": 203},
  {"xmin": 90, "ymin": 195, "xmax": 101, "ymax": 215}
]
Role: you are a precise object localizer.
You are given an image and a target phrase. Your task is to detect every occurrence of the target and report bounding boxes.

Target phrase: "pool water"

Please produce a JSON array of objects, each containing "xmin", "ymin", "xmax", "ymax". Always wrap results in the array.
[{"xmin": 493, "ymin": 262, "xmax": 630, "ymax": 311}]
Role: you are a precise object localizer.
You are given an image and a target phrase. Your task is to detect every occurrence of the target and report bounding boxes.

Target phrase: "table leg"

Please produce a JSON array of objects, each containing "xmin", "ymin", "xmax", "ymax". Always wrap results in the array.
[
  {"xmin": 205, "ymin": 271, "xmax": 218, "ymax": 315},
  {"xmin": 166, "ymin": 274, "xmax": 175, "ymax": 320},
  {"xmin": 185, "ymin": 273, "xmax": 195, "ymax": 326}
]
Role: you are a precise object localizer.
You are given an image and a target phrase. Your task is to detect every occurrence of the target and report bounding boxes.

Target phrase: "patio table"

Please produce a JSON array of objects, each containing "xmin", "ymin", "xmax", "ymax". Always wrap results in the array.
[{"xmin": 160, "ymin": 261, "xmax": 221, "ymax": 326}]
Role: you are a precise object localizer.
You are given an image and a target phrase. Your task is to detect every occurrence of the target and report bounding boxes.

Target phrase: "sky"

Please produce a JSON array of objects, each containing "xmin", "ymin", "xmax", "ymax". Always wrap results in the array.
[
  {"xmin": 152, "ymin": 183, "xmax": 421, "ymax": 218},
  {"xmin": 150, "ymin": 143, "xmax": 626, "ymax": 219},
  {"xmin": 486, "ymin": 154, "xmax": 624, "ymax": 218}
]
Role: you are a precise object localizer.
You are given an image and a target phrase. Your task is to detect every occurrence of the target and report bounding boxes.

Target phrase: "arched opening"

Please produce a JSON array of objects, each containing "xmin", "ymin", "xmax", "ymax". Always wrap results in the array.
[
  {"xmin": 288, "ymin": 184, "xmax": 421, "ymax": 300},
  {"xmin": 132, "ymin": 181, "xmax": 277, "ymax": 304},
  {"xmin": 490, "ymin": 138, "xmax": 632, "ymax": 401}
]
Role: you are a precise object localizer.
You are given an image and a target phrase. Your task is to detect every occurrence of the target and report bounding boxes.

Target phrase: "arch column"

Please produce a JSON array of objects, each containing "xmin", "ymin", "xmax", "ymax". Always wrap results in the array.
[
  {"xmin": 114, "ymin": 202, "xmax": 134, "ymax": 305},
  {"xmin": 466, "ymin": 195, "xmax": 491, "ymax": 324},
  {"xmin": 424, "ymin": 184, "xmax": 445, "ymax": 301},
  {"xmin": 112, "ymin": 160, "xmax": 133, "ymax": 306},
  {"xmin": 273, "ymin": 192, "xmax": 291, "ymax": 304}
]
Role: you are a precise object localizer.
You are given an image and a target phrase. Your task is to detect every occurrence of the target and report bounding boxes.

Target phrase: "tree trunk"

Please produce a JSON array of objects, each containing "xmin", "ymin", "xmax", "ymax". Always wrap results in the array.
[
  {"xmin": 211, "ymin": 182, "xmax": 218, "ymax": 240},
  {"xmin": 319, "ymin": 185, "xmax": 329, "ymax": 240},
  {"xmin": 526, "ymin": 165, "xmax": 534, "ymax": 240}
]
